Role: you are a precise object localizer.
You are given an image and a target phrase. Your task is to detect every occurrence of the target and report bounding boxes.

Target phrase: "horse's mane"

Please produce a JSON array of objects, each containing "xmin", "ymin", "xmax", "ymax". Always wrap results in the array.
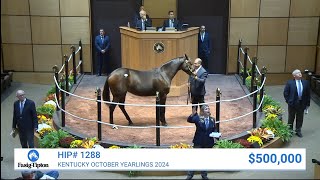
[{"xmin": 160, "ymin": 56, "xmax": 184, "ymax": 68}]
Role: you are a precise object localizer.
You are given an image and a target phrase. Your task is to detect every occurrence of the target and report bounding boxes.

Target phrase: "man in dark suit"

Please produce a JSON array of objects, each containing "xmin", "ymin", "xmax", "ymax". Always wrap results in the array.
[
  {"xmin": 198, "ymin": 25, "xmax": 211, "ymax": 70},
  {"xmin": 186, "ymin": 105, "xmax": 215, "ymax": 180},
  {"xmin": 162, "ymin": 10, "xmax": 180, "ymax": 31},
  {"xmin": 94, "ymin": 28, "xmax": 110, "ymax": 76},
  {"xmin": 283, "ymin": 69, "xmax": 311, "ymax": 138},
  {"xmin": 12, "ymin": 90, "xmax": 38, "ymax": 148},
  {"xmin": 135, "ymin": 10, "xmax": 152, "ymax": 31},
  {"xmin": 189, "ymin": 58, "xmax": 208, "ymax": 113},
  {"xmin": 133, "ymin": 5, "xmax": 150, "ymax": 27}
]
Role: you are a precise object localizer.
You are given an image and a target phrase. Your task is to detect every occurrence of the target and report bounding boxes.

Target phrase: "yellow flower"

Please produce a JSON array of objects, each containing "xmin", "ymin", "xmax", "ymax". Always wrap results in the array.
[
  {"xmin": 247, "ymin": 135, "xmax": 263, "ymax": 146},
  {"xmin": 170, "ymin": 143, "xmax": 193, "ymax": 149},
  {"xmin": 109, "ymin": 145, "xmax": 121, "ymax": 149}
]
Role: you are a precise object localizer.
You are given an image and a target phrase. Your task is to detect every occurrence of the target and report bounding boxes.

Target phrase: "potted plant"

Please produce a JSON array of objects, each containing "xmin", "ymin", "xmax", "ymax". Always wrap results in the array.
[{"xmin": 213, "ymin": 140, "xmax": 244, "ymax": 148}]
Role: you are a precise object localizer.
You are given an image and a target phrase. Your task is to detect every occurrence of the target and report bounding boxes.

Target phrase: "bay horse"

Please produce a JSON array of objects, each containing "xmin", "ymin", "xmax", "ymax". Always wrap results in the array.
[{"xmin": 102, "ymin": 55, "xmax": 195, "ymax": 126}]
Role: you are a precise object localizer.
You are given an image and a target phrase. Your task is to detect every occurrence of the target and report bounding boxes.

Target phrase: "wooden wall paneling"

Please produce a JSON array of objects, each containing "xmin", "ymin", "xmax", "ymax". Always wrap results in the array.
[
  {"xmin": 31, "ymin": 17, "xmax": 61, "ymax": 44},
  {"xmin": 60, "ymin": 0, "xmax": 90, "ymax": 16},
  {"xmin": 1, "ymin": 0, "xmax": 29, "ymax": 15},
  {"xmin": 33, "ymin": 45, "xmax": 62, "ymax": 72},
  {"xmin": 29, "ymin": 0, "xmax": 59, "ymax": 16},
  {"xmin": 1, "ymin": 16, "xmax": 31, "ymax": 44},
  {"xmin": 2, "ymin": 44, "xmax": 33, "ymax": 71},
  {"xmin": 230, "ymin": 0, "xmax": 260, "ymax": 17},
  {"xmin": 257, "ymin": 46, "xmax": 286, "ymax": 73},
  {"xmin": 287, "ymin": 17, "xmax": 319, "ymax": 45},
  {"xmin": 258, "ymin": 18, "xmax": 288, "ymax": 45},
  {"xmin": 286, "ymin": 46, "xmax": 316, "ymax": 73},
  {"xmin": 260, "ymin": 0, "xmax": 290, "ymax": 17},
  {"xmin": 290, "ymin": 0, "xmax": 320, "ymax": 17}
]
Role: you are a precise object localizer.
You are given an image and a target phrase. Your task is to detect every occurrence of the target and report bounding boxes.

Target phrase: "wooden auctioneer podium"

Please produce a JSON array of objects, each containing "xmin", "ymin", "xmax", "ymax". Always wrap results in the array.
[{"xmin": 119, "ymin": 26, "xmax": 199, "ymax": 96}]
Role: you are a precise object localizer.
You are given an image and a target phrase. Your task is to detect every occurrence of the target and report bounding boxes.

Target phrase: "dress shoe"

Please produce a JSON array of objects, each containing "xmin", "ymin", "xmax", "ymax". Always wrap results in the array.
[
  {"xmin": 296, "ymin": 132, "xmax": 303, "ymax": 138},
  {"xmin": 186, "ymin": 175, "xmax": 193, "ymax": 180},
  {"xmin": 201, "ymin": 175, "xmax": 209, "ymax": 180}
]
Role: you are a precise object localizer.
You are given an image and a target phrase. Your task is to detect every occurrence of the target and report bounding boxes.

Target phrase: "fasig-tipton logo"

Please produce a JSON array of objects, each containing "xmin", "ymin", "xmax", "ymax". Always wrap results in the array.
[
  {"xmin": 153, "ymin": 42, "xmax": 165, "ymax": 53},
  {"xmin": 17, "ymin": 149, "xmax": 49, "ymax": 169}
]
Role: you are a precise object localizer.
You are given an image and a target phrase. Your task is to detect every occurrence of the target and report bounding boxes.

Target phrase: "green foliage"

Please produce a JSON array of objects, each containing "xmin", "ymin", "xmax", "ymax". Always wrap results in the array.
[
  {"xmin": 39, "ymin": 129, "xmax": 72, "ymax": 148},
  {"xmin": 128, "ymin": 171, "xmax": 141, "ymax": 177},
  {"xmin": 213, "ymin": 140, "xmax": 244, "ymax": 148},
  {"xmin": 262, "ymin": 94, "xmax": 281, "ymax": 109},
  {"xmin": 36, "ymin": 104, "xmax": 55, "ymax": 118},
  {"xmin": 261, "ymin": 118, "xmax": 293, "ymax": 142},
  {"xmin": 126, "ymin": 144, "xmax": 142, "ymax": 149},
  {"xmin": 46, "ymin": 86, "xmax": 56, "ymax": 96}
]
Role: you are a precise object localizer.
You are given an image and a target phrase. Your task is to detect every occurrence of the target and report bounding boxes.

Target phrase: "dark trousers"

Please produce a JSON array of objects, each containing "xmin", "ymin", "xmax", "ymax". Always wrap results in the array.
[
  {"xmin": 18, "ymin": 130, "xmax": 35, "ymax": 148},
  {"xmin": 187, "ymin": 145, "xmax": 208, "ymax": 178},
  {"xmin": 96, "ymin": 53, "xmax": 106, "ymax": 76},
  {"xmin": 199, "ymin": 52, "xmax": 209, "ymax": 70},
  {"xmin": 288, "ymin": 103, "xmax": 304, "ymax": 132},
  {"xmin": 191, "ymin": 95, "xmax": 205, "ymax": 112}
]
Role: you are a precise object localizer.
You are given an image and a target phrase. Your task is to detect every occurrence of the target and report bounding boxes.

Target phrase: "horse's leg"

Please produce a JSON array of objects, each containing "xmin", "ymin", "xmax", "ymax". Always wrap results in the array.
[
  {"xmin": 118, "ymin": 96, "xmax": 133, "ymax": 126},
  {"xmin": 109, "ymin": 96, "xmax": 119, "ymax": 125},
  {"xmin": 159, "ymin": 94, "xmax": 167, "ymax": 126}
]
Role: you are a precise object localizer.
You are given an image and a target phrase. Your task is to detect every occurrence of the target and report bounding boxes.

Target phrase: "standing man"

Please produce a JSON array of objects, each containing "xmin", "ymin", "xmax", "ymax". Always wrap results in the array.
[
  {"xmin": 12, "ymin": 90, "xmax": 38, "ymax": 148},
  {"xmin": 135, "ymin": 10, "xmax": 152, "ymax": 31},
  {"xmin": 186, "ymin": 105, "xmax": 215, "ymax": 180},
  {"xmin": 162, "ymin": 10, "xmax": 180, "ymax": 31},
  {"xmin": 283, "ymin": 69, "xmax": 311, "ymax": 138},
  {"xmin": 189, "ymin": 58, "xmax": 208, "ymax": 113},
  {"xmin": 94, "ymin": 28, "xmax": 110, "ymax": 76},
  {"xmin": 198, "ymin": 25, "xmax": 211, "ymax": 70}
]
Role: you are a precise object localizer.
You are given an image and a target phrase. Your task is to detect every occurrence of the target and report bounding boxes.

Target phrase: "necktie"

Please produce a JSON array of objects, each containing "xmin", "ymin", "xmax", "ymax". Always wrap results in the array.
[
  {"xmin": 20, "ymin": 101, "xmax": 24, "ymax": 114},
  {"xmin": 101, "ymin": 36, "xmax": 104, "ymax": 42},
  {"xmin": 298, "ymin": 80, "xmax": 302, "ymax": 99},
  {"xmin": 205, "ymin": 118, "xmax": 209, "ymax": 129},
  {"xmin": 170, "ymin": 20, "xmax": 173, "ymax": 27},
  {"xmin": 201, "ymin": 33, "xmax": 204, "ymax": 41}
]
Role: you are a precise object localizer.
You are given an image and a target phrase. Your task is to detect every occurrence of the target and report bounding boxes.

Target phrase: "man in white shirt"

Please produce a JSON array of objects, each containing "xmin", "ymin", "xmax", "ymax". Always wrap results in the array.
[
  {"xmin": 283, "ymin": 69, "xmax": 311, "ymax": 138},
  {"xmin": 189, "ymin": 58, "xmax": 208, "ymax": 113}
]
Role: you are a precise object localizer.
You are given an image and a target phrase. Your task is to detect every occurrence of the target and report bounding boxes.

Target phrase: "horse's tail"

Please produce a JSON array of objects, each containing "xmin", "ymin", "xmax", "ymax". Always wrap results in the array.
[{"xmin": 102, "ymin": 75, "xmax": 110, "ymax": 103}]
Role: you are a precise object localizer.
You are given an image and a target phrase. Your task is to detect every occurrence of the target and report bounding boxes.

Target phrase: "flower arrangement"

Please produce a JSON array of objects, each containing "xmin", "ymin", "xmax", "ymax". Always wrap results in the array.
[
  {"xmin": 59, "ymin": 136, "xmax": 75, "ymax": 148},
  {"xmin": 38, "ymin": 127, "xmax": 54, "ymax": 137},
  {"xmin": 70, "ymin": 140, "xmax": 83, "ymax": 148},
  {"xmin": 36, "ymin": 104, "xmax": 56, "ymax": 118},
  {"xmin": 37, "ymin": 115, "xmax": 53, "ymax": 126},
  {"xmin": 170, "ymin": 143, "xmax": 193, "ymax": 149},
  {"xmin": 247, "ymin": 135, "xmax": 263, "ymax": 147},
  {"xmin": 213, "ymin": 140, "xmax": 244, "ymax": 148},
  {"xmin": 263, "ymin": 105, "xmax": 284, "ymax": 118},
  {"xmin": 235, "ymin": 139, "xmax": 252, "ymax": 148},
  {"xmin": 247, "ymin": 128, "xmax": 274, "ymax": 142}
]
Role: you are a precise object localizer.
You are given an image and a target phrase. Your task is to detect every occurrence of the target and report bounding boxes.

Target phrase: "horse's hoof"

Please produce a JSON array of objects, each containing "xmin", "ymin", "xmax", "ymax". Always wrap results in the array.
[
  {"xmin": 128, "ymin": 122, "xmax": 133, "ymax": 126},
  {"xmin": 161, "ymin": 122, "xmax": 168, "ymax": 126}
]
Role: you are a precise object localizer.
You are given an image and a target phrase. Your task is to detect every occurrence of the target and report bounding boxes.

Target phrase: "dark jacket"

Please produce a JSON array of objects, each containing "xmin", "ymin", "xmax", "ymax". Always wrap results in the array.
[
  {"xmin": 12, "ymin": 99, "xmax": 38, "ymax": 133},
  {"xmin": 162, "ymin": 18, "xmax": 180, "ymax": 31},
  {"xmin": 188, "ymin": 113, "xmax": 216, "ymax": 148},
  {"xmin": 189, "ymin": 66, "xmax": 208, "ymax": 96},
  {"xmin": 135, "ymin": 18, "xmax": 152, "ymax": 31},
  {"xmin": 94, "ymin": 35, "xmax": 110, "ymax": 54},
  {"xmin": 198, "ymin": 32, "xmax": 211, "ymax": 56},
  {"xmin": 283, "ymin": 79, "xmax": 311, "ymax": 109},
  {"xmin": 133, "ymin": 13, "xmax": 150, "ymax": 26}
]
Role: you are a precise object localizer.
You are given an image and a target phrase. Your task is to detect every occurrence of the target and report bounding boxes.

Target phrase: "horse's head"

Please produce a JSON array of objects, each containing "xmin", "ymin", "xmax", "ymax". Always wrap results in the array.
[{"xmin": 180, "ymin": 54, "xmax": 195, "ymax": 75}]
